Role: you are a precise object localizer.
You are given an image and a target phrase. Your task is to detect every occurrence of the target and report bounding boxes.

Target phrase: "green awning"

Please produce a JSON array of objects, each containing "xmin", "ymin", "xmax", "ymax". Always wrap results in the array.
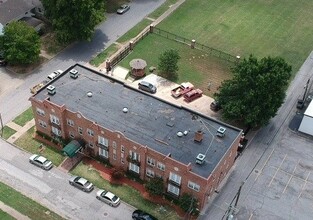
[{"xmin": 62, "ymin": 140, "xmax": 83, "ymax": 158}]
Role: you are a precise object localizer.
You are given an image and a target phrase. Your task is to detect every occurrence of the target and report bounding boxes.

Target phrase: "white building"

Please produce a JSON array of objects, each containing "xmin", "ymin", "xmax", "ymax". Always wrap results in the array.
[{"xmin": 298, "ymin": 101, "xmax": 313, "ymax": 136}]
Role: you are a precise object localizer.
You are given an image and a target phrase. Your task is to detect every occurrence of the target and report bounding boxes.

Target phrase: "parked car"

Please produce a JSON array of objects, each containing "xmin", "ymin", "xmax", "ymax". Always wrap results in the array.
[
  {"xmin": 138, "ymin": 81, "xmax": 157, "ymax": 94},
  {"xmin": 96, "ymin": 189, "xmax": 120, "ymax": 207},
  {"xmin": 47, "ymin": 70, "xmax": 63, "ymax": 80},
  {"xmin": 29, "ymin": 154, "xmax": 53, "ymax": 170},
  {"xmin": 171, "ymin": 82, "xmax": 194, "ymax": 98},
  {"xmin": 69, "ymin": 176, "xmax": 94, "ymax": 192},
  {"xmin": 183, "ymin": 89, "xmax": 203, "ymax": 103},
  {"xmin": 117, "ymin": 4, "xmax": 130, "ymax": 14},
  {"xmin": 132, "ymin": 209, "xmax": 157, "ymax": 220},
  {"xmin": 210, "ymin": 100, "xmax": 222, "ymax": 111},
  {"xmin": 297, "ymin": 99, "xmax": 305, "ymax": 109}
]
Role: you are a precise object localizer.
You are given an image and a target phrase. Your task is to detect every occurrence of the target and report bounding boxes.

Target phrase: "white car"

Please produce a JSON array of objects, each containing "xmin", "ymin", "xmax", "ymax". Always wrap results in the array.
[
  {"xmin": 96, "ymin": 189, "xmax": 120, "ymax": 207},
  {"xmin": 47, "ymin": 70, "xmax": 63, "ymax": 80},
  {"xmin": 69, "ymin": 176, "xmax": 94, "ymax": 192},
  {"xmin": 29, "ymin": 154, "xmax": 53, "ymax": 170}
]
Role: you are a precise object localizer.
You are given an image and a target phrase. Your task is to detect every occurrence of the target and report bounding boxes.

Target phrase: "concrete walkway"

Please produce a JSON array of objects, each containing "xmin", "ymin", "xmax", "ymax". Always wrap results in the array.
[
  {"xmin": 0, "ymin": 201, "xmax": 31, "ymax": 220},
  {"xmin": 6, "ymin": 119, "xmax": 35, "ymax": 144}
]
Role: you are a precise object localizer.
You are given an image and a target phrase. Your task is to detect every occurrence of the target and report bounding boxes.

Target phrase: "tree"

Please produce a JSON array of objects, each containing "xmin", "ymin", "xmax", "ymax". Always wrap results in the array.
[
  {"xmin": 214, "ymin": 55, "xmax": 292, "ymax": 127},
  {"xmin": 179, "ymin": 193, "xmax": 199, "ymax": 215},
  {"xmin": 41, "ymin": 0, "xmax": 106, "ymax": 43},
  {"xmin": 3, "ymin": 21, "xmax": 40, "ymax": 65},
  {"xmin": 158, "ymin": 49, "xmax": 180, "ymax": 80},
  {"xmin": 145, "ymin": 177, "xmax": 164, "ymax": 196}
]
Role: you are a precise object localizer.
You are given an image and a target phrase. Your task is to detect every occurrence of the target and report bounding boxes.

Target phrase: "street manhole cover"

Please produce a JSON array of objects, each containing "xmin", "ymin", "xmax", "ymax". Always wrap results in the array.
[
  {"xmin": 103, "ymin": 212, "xmax": 108, "ymax": 216},
  {"xmin": 254, "ymin": 169, "xmax": 259, "ymax": 173}
]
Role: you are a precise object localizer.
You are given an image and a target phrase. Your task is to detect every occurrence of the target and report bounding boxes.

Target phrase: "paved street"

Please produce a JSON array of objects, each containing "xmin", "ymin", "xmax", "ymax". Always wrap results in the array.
[{"xmin": 200, "ymin": 52, "xmax": 313, "ymax": 220}]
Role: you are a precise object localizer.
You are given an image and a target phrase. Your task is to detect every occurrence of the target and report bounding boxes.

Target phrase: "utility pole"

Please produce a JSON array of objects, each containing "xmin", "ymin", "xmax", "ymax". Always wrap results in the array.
[{"xmin": 223, "ymin": 181, "xmax": 245, "ymax": 220}]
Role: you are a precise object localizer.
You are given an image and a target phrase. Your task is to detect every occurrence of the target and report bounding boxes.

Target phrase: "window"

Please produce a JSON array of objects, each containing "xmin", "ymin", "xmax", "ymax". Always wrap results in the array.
[
  {"xmin": 113, "ymin": 141, "xmax": 116, "ymax": 149},
  {"xmin": 129, "ymin": 150, "xmax": 140, "ymax": 161},
  {"xmin": 147, "ymin": 157, "xmax": 155, "ymax": 166},
  {"xmin": 67, "ymin": 119, "xmax": 74, "ymax": 126},
  {"xmin": 99, "ymin": 148, "xmax": 108, "ymax": 158},
  {"xmin": 89, "ymin": 142, "xmax": 94, "ymax": 148},
  {"xmin": 113, "ymin": 154, "xmax": 117, "ymax": 160},
  {"xmin": 38, "ymin": 120, "xmax": 47, "ymax": 128},
  {"xmin": 121, "ymin": 158, "xmax": 124, "ymax": 164},
  {"xmin": 121, "ymin": 152, "xmax": 124, "ymax": 158},
  {"xmin": 51, "ymin": 126, "xmax": 61, "ymax": 136},
  {"xmin": 157, "ymin": 162, "xmax": 165, "ymax": 171},
  {"xmin": 98, "ymin": 136, "xmax": 108, "ymax": 147},
  {"xmin": 87, "ymin": 128, "xmax": 94, "ymax": 136},
  {"xmin": 113, "ymin": 149, "xmax": 116, "ymax": 154},
  {"xmin": 121, "ymin": 145, "xmax": 125, "ymax": 152},
  {"xmin": 146, "ymin": 169, "xmax": 154, "ymax": 177},
  {"xmin": 36, "ymin": 108, "xmax": 45, "ymax": 116},
  {"xmin": 78, "ymin": 127, "xmax": 83, "ymax": 135},
  {"xmin": 169, "ymin": 172, "xmax": 181, "ymax": 185},
  {"xmin": 167, "ymin": 184, "xmax": 180, "ymax": 196},
  {"xmin": 188, "ymin": 181, "xmax": 200, "ymax": 192},
  {"xmin": 129, "ymin": 163, "xmax": 140, "ymax": 173},
  {"xmin": 50, "ymin": 115, "xmax": 60, "ymax": 125},
  {"xmin": 69, "ymin": 131, "xmax": 75, "ymax": 138}
]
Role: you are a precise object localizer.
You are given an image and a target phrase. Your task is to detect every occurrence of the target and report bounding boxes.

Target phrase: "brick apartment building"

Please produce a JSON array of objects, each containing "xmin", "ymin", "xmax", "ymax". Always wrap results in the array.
[{"xmin": 29, "ymin": 64, "xmax": 243, "ymax": 210}]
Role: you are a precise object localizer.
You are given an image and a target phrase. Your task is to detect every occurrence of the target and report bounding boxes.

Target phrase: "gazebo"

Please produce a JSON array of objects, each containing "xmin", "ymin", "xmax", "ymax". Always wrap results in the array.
[{"xmin": 129, "ymin": 59, "xmax": 147, "ymax": 78}]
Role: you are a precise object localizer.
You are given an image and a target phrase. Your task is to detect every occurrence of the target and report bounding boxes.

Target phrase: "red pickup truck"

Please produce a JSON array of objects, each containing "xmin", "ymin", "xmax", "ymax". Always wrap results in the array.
[{"xmin": 171, "ymin": 82, "xmax": 194, "ymax": 98}]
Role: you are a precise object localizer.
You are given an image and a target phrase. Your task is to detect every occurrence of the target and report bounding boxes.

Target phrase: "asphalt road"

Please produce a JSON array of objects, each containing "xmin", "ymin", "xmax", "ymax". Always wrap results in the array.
[
  {"xmin": 0, "ymin": 0, "xmax": 166, "ymax": 125},
  {"xmin": 0, "ymin": 138, "xmax": 135, "ymax": 220},
  {"xmin": 0, "ymin": 1, "xmax": 165, "ymax": 219},
  {"xmin": 199, "ymin": 52, "xmax": 313, "ymax": 220}
]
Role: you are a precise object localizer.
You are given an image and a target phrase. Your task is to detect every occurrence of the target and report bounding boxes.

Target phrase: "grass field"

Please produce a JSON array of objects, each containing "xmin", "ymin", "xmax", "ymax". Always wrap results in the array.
[
  {"xmin": 0, "ymin": 182, "xmax": 64, "ymax": 220},
  {"xmin": 157, "ymin": 0, "xmax": 313, "ymax": 73},
  {"xmin": 119, "ymin": 34, "xmax": 233, "ymax": 97},
  {"xmin": 12, "ymin": 107, "xmax": 33, "ymax": 127}
]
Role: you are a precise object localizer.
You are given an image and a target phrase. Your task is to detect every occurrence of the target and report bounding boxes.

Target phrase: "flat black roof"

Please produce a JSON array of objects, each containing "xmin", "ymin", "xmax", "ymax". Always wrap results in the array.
[{"xmin": 32, "ymin": 64, "xmax": 242, "ymax": 178}]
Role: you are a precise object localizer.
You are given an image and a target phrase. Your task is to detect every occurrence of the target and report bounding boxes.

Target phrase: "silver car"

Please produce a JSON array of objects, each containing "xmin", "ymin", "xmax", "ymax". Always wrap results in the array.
[
  {"xmin": 69, "ymin": 176, "xmax": 94, "ymax": 192},
  {"xmin": 96, "ymin": 189, "xmax": 120, "ymax": 207},
  {"xmin": 117, "ymin": 4, "xmax": 130, "ymax": 14},
  {"xmin": 29, "ymin": 154, "xmax": 53, "ymax": 170}
]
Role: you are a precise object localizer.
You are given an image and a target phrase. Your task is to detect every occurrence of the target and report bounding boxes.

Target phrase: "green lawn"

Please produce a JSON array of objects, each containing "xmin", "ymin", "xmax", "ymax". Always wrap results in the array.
[
  {"xmin": 1, "ymin": 126, "xmax": 16, "ymax": 140},
  {"xmin": 14, "ymin": 126, "xmax": 65, "ymax": 166},
  {"xmin": 71, "ymin": 162, "xmax": 180, "ymax": 220},
  {"xmin": 158, "ymin": 0, "xmax": 313, "ymax": 73},
  {"xmin": 0, "ymin": 209, "xmax": 15, "ymax": 220},
  {"xmin": 0, "ymin": 182, "xmax": 64, "ymax": 220},
  {"xmin": 119, "ymin": 34, "xmax": 233, "ymax": 97},
  {"xmin": 12, "ymin": 107, "xmax": 33, "ymax": 127}
]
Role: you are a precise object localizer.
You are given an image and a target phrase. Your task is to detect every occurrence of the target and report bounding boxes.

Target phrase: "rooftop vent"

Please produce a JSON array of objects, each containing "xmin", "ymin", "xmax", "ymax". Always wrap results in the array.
[
  {"xmin": 194, "ymin": 130, "xmax": 203, "ymax": 142},
  {"xmin": 123, "ymin": 107, "xmax": 128, "ymax": 113},
  {"xmin": 47, "ymin": 85, "xmax": 56, "ymax": 95},
  {"xmin": 196, "ymin": 153, "xmax": 206, "ymax": 165},
  {"xmin": 177, "ymin": 131, "xmax": 183, "ymax": 137},
  {"xmin": 87, "ymin": 91, "xmax": 92, "ymax": 97},
  {"xmin": 217, "ymin": 127, "xmax": 226, "ymax": 137},
  {"xmin": 70, "ymin": 69, "xmax": 78, "ymax": 79}
]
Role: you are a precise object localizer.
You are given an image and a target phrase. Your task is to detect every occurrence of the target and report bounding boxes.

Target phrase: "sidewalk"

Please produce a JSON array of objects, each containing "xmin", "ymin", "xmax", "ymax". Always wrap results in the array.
[{"xmin": 6, "ymin": 119, "xmax": 35, "ymax": 144}]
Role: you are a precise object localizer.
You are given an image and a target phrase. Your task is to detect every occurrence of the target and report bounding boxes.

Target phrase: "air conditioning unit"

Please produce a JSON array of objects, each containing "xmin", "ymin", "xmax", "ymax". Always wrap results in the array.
[
  {"xmin": 217, "ymin": 127, "xmax": 226, "ymax": 137},
  {"xmin": 70, "ymin": 69, "xmax": 78, "ymax": 79},
  {"xmin": 47, "ymin": 85, "xmax": 56, "ymax": 95},
  {"xmin": 196, "ymin": 153, "xmax": 206, "ymax": 165}
]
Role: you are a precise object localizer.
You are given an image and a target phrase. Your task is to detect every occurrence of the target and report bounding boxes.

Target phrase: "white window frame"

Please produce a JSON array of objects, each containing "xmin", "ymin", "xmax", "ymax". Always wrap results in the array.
[
  {"xmin": 113, "ymin": 141, "xmax": 117, "ymax": 149},
  {"xmin": 38, "ymin": 120, "xmax": 47, "ymax": 128},
  {"xmin": 169, "ymin": 172, "xmax": 181, "ymax": 185},
  {"xmin": 167, "ymin": 183, "xmax": 180, "ymax": 196},
  {"xmin": 51, "ymin": 126, "xmax": 61, "ymax": 136},
  {"xmin": 157, "ymin": 162, "xmax": 165, "ymax": 171},
  {"xmin": 129, "ymin": 163, "xmax": 140, "ymax": 173},
  {"xmin": 121, "ymin": 145, "xmax": 125, "ymax": 152},
  {"xmin": 36, "ymin": 108, "xmax": 45, "ymax": 116},
  {"xmin": 129, "ymin": 150, "xmax": 140, "ymax": 161},
  {"xmin": 89, "ymin": 141, "xmax": 94, "ymax": 148},
  {"xmin": 67, "ymin": 119, "xmax": 74, "ymax": 126},
  {"xmin": 98, "ymin": 136, "xmax": 109, "ymax": 147},
  {"xmin": 87, "ymin": 128, "xmax": 94, "ymax": 136},
  {"xmin": 50, "ymin": 115, "xmax": 60, "ymax": 125},
  {"xmin": 113, "ymin": 154, "xmax": 117, "ymax": 160},
  {"xmin": 146, "ymin": 169, "xmax": 155, "ymax": 178},
  {"xmin": 78, "ymin": 127, "xmax": 83, "ymax": 135},
  {"xmin": 188, "ymin": 181, "xmax": 200, "ymax": 192},
  {"xmin": 69, "ymin": 131, "xmax": 75, "ymax": 138},
  {"xmin": 99, "ymin": 148, "xmax": 108, "ymax": 158},
  {"xmin": 147, "ymin": 157, "xmax": 155, "ymax": 166}
]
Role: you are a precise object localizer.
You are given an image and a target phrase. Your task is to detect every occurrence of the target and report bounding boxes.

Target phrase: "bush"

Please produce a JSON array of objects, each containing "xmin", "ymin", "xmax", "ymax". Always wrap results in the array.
[
  {"xmin": 145, "ymin": 177, "xmax": 164, "ymax": 196},
  {"xmin": 111, "ymin": 168, "xmax": 125, "ymax": 180},
  {"xmin": 178, "ymin": 193, "xmax": 199, "ymax": 215}
]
